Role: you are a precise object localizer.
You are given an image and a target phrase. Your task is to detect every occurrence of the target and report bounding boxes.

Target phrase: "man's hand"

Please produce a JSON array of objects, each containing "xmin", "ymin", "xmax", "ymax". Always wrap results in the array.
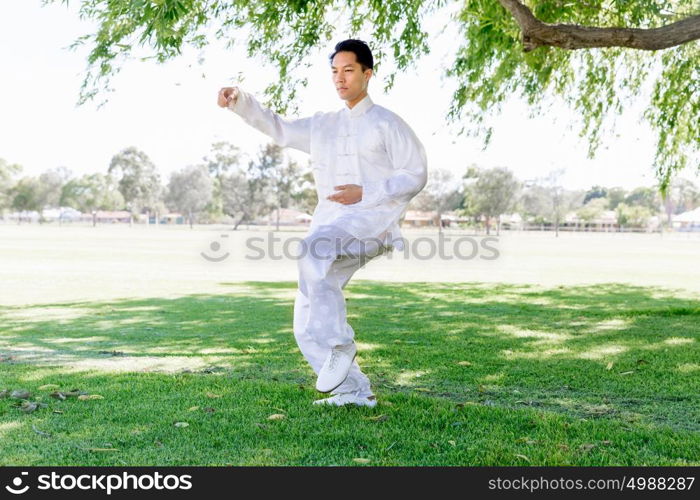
[
  {"xmin": 217, "ymin": 87, "xmax": 238, "ymax": 108},
  {"xmin": 327, "ymin": 184, "xmax": 363, "ymax": 205}
]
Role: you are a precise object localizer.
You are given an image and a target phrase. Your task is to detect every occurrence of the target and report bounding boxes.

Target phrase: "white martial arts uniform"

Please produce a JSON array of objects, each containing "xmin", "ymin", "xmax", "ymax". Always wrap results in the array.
[{"xmin": 228, "ymin": 88, "xmax": 428, "ymax": 397}]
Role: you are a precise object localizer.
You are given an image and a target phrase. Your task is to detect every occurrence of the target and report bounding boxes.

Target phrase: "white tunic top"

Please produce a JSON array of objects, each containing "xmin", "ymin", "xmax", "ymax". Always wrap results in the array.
[{"xmin": 228, "ymin": 88, "xmax": 428, "ymax": 251}]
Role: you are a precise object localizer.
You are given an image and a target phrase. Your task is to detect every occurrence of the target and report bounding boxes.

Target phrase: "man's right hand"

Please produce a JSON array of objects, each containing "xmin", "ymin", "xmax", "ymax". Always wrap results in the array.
[{"xmin": 217, "ymin": 87, "xmax": 238, "ymax": 108}]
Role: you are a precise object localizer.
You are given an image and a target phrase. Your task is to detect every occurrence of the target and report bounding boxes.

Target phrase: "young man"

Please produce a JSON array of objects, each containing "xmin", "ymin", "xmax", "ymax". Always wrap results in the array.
[{"xmin": 217, "ymin": 39, "xmax": 427, "ymax": 407}]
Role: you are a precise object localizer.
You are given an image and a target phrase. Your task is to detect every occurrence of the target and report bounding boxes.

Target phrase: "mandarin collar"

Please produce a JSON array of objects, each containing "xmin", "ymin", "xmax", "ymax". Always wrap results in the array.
[{"xmin": 343, "ymin": 93, "xmax": 374, "ymax": 118}]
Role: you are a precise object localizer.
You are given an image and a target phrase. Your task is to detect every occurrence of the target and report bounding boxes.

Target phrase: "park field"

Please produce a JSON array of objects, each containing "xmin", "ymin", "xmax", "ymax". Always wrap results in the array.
[{"xmin": 0, "ymin": 224, "xmax": 698, "ymax": 465}]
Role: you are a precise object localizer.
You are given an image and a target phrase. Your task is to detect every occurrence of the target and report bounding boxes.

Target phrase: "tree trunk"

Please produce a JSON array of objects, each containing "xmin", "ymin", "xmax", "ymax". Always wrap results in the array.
[{"xmin": 233, "ymin": 213, "xmax": 247, "ymax": 231}]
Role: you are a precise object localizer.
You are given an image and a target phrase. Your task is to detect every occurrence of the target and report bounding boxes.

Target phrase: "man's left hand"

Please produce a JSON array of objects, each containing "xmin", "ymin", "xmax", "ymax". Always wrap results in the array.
[{"xmin": 327, "ymin": 184, "xmax": 363, "ymax": 205}]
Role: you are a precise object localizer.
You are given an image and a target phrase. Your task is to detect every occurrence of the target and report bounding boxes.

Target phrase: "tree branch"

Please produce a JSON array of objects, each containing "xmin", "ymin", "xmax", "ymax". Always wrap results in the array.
[{"xmin": 498, "ymin": 0, "xmax": 700, "ymax": 51}]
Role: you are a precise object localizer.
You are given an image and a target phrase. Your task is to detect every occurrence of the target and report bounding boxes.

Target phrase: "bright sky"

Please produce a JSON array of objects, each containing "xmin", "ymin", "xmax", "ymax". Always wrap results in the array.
[{"xmin": 1, "ymin": 0, "xmax": 697, "ymax": 191}]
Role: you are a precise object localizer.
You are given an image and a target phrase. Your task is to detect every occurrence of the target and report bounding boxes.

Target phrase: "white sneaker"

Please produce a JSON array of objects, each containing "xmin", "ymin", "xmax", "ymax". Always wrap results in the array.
[
  {"xmin": 313, "ymin": 393, "xmax": 377, "ymax": 408},
  {"xmin": 315, "ymin": 342, "xmax": 357, "ymax": 393}
]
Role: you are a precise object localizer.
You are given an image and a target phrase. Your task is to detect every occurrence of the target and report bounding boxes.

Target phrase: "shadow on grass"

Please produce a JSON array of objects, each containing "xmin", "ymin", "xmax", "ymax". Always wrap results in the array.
[{"xmin": 1, "ymin": 281, "xmax": 698, "ymax": 434}]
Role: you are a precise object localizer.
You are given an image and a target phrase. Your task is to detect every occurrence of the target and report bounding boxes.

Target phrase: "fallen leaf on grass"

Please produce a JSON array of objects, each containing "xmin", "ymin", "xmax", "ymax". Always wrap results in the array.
[
  {"xmin": 18, "ymin": 401, "xmax": 47, "ymax": 413},
  {"xmin": 514, "ymin": 454, "xmax": 531, "ymax": 463},
  {"xmin": 51, "ymin": 389, "xmax": 88, "ymax": 400},
  {"xmin": 579, "ymin": 443, "xmax": 596, "ymax": 452},
  {"xmin": 78, "ymin": 394, "xmax": 104, "ymax": 401},
  {"xmin": 267, "ymin": 414, "xmax": 286, "ymax": 421},
  {"xmin": 456, "ymin": 361, "xmax": 472, "ymax": 366},
  {"xmin": 448, "ymin": 440, "xmax": 456, "ymax": 447},
  {"xmin": 516, "ymin": 437, "xmax": 539, "ymax": 445},
  {"xmin": 188, "ymin": 406, "xmax": 200, "ymax": 412},
  {"xmin": 352, "ymin": 458, "xmax": 370, "ymax": 464},
  {"xmin": 38, "ymin": 384, "xmax": 60, "ymax": 390},
  {"xmin": 456, "ymin": 402, "xmax": 479, "ymax": 408},
  {"xmin": 606, "ymin": 362, "xmax": 614, "ymax": 370},
  {"xmin": 205, "ymin": 392, "xmax": 222, "ymax": 399},
  {"xmin": 174, "ymin": 422, "xmax": 189, "ymax": 428},
  {"xmin": 618, "ymin": 371, "xmax": 635, "ymax": 376},
  {"xmin": 32, "ymin": 425, "xmax": 52, "ymax": 438},
  {"xmin": 364, "ymin": 414, "xmax": 388, "ymax": 422},
  {"xmin": 10, "ymin": 390, "xmax": 32, "ymax": 400}
]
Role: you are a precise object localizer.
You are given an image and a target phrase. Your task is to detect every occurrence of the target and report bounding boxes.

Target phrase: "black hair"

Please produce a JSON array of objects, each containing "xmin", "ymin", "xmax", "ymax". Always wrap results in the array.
[{"xmin": 329, "ymin": 39, "xmax": 374, "ymax": 72}]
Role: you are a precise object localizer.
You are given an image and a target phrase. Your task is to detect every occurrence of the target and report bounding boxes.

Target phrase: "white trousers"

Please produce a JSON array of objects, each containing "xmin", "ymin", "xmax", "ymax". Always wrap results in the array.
[{"xmin": 293, "ymin": 224, "xmax": 388, "ymax": 398}]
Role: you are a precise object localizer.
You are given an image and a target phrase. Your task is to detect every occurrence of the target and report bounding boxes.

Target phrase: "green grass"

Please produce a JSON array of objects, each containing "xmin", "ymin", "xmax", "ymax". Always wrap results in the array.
[{"xmin": 1, "ymin": 281, "xmax": 698, "ymax": 465}]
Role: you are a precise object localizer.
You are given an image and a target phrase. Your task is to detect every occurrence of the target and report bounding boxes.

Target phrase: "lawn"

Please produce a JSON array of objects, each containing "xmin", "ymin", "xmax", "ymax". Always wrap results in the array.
[{"xmin": 1, "ymin": 279, "xmax": 698, "ymax": 466}]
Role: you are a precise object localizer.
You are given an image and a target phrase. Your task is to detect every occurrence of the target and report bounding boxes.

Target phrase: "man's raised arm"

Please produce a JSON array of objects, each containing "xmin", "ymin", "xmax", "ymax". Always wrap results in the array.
[{"xmin": 218, "ymin": 86, "xmax": 317, "ymax": 155}]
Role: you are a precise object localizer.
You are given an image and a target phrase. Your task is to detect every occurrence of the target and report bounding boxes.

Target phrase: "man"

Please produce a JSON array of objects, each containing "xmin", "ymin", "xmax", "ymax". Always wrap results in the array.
[{"xmin": 217, "ymin": 39, "xmax": 427, "ymax": 407}]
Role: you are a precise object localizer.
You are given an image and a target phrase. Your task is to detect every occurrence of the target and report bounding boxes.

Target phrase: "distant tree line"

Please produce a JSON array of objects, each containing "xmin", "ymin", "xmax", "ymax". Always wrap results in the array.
[
  {"xmin": 1, "ymin": 152, "xmax": 698, "ymax": 233},
  {"xmin": 411, "ymin": 166, "xmax": 700, "ymax": 235},
  {"xmin": 0, "ymin": 142, "xmax": 316, "ymax": 229}
]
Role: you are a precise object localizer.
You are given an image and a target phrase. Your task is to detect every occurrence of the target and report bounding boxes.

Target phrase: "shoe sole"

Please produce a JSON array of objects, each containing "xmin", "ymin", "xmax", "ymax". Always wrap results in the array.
[
  {"xmin": 313, "ymin": 399, "xmax": 377, "ymax": 408},
  {"xmin": 315, "ymin": 351, "xmax": 357, "ymax": 393}
]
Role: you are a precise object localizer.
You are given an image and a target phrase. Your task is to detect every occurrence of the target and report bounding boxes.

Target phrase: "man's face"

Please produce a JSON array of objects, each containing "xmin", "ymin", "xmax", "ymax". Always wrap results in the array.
[{"xmin": 331, "ymin": 51, "xmax": 372, "ymax": 102}]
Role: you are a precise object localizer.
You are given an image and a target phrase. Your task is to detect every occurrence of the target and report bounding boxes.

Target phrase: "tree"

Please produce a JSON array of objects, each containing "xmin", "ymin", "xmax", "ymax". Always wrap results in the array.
[
  {"xmin": 108, "ymin": 147, "xmax": 162, "ymax": 225},
  {"xmin": 521, "ymin": 170, "xmax": 584, "ymax": 236},
  {"xmin": 37, "ymin": 166, "xmax": 73, "ymax": 211},
  {"xmin": 203, "ymin": 141, "xmax": 241, "ymax": 219},
  {"xmin": 166, "ymin": 164, "xmax": 213, "ymax": 228},
  {"xmin": 46, "ymin": 0, "xmax": 700, "ymax": 189},
  {"xmin": 616, "ymin": 202, "xmax": 653, "ymax": 230},
  {"xmin": 464, "ymin": 166, "xmax": 521, "ymax": 235},
  {"xmin": 220, "ymin": 169, "xmax": 272, "ymax": 230},
  {"xmin": 544, "ymin": 169, "xmax": 582, "ymax": 236},
  {"xmin": 10, "ymin": 177, "xmax": 42, "ymax": 224},
  {"xmin": 606, "ymin": 187, "xmax": 627, "ymax": 210},
  {"xmin": 61, "ymin": 173, "xmax": 125, "ymax": 226},
  {"xmin": 0, "ymin": 158, "xmax": 22, "ymax": 215},
  {"xmin": 289, "ymin": 166, "xmax": 319, "ymax": 217},
  {"xmin": 583, "ymin": 185, "xmax": 608, "ymax": 205},
  {"xmin": 661, "ymin": 177, "xmax": 700, "ymax": 227},
  {"xmin": 576, "ymin": 197, "xmax": 609, "ymax": 227},
  {"xmin": 520, "ymin": 184, "xmax": 551, "ymax": 226},
  {"xmin": 625, "ymin": 186, "xmax": 662, "ymax": 212},
  {"xmin": 253, "ymin": 143, "xmax": 305, "ymax": 231},
  {"xmin": 411, "ymin": 168, "xmax": 463, "ymax": 233}
]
